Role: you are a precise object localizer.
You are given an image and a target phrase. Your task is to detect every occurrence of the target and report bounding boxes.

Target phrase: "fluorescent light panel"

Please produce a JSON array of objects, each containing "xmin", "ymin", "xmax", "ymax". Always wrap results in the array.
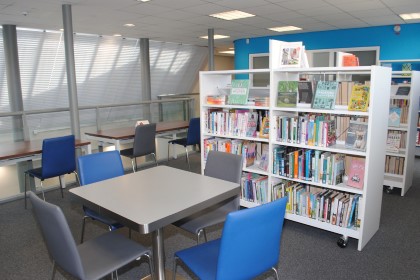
[
  {"xmin": 124, "ymin": 23, "xmax": 135, "ymax": 27},
  {"xmin": 268, "ymin": 26, "xmax": 302, "ymax": 32},
  {"xmin": 200, "ymin": 34, "xmax": 230, "ymax": 39},
  {"xmin": 400, "ymin": 13, "xmax": 420, "ymax": 20},
  {"xmin": 210, "ymin": 10, "xmax": 255, "ymax": 20},
  {"xmin": 219, "ymin": 50, "xmax": 235, "ymax": 54}
]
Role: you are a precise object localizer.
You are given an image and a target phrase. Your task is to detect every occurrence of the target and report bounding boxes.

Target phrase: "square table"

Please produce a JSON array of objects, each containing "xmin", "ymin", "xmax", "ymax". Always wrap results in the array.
[{"xmin": 70, "ymin": 165, "xmax": 240, "ymax": 280}]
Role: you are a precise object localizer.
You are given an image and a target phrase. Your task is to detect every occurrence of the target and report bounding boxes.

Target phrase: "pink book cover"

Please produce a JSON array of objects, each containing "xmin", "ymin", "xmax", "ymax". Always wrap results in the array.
[{"xmin": 346, "ymin": 157, "xmax": 365, "ymax": 189}]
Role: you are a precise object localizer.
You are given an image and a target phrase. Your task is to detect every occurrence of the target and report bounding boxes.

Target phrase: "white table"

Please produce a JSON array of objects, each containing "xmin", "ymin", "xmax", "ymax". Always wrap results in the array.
[{"xmin": 70, "ymin": 166, "xmax": 240, "ymax": 280}]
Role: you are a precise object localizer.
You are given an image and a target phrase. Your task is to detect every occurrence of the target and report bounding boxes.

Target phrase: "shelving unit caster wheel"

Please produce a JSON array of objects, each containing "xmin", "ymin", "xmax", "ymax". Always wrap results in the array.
[
  {"xmin": 337, "ymin": 235, "xmax": 348, "ymax": 248},
  {"xmin": 385, "ymin": 186, "xmax": 393, "ymax": 194}
]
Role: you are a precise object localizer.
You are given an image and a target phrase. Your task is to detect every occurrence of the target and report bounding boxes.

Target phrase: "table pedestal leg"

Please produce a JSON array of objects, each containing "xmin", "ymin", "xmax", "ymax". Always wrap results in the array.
[{"xmin": 152, "ymin": 228, "xmax": 166, "ymax": 280}]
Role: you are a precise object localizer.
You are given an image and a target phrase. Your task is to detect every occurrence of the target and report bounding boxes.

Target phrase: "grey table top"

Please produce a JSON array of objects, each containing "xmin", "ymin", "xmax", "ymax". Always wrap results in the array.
[{"xmin": 70, "ymin": 165, "xmax": 240, "ymax": 234}]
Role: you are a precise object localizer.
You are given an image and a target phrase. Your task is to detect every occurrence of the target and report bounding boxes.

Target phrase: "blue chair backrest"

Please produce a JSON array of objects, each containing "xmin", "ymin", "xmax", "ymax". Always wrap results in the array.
[
  {"xmin": 41, "ymin": 135, "xmax": 76, "ymax": 178},
  {"xmin": 186, "ymin": 117, "xmax": 200, "ymax": 146},
  {"xmin": 77, "ymin": 150, "xmax": 124, "ymax": 186},
  {"xmin": 216, "ymin": 197, "xmax": 287, "ymax": 279}
]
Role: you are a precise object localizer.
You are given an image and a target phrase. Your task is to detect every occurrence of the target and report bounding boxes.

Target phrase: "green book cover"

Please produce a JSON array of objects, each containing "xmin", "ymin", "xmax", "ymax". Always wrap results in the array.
[
  {"xmin": 228, "ymin": 79, "xmax": 250, "ymax": 105},
  {"xmin": 277, "ymin": 81, "xmax": 298, "ymax": 107},
  {"xmin": 311, "ymin": 81, "xmax": 338, "ymax": 110}
]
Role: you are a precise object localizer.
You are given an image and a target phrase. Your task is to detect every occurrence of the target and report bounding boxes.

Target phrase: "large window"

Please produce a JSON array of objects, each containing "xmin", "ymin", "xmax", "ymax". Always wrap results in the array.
[{"xmin": 0, "ymin": 28, "xmax": 207, "ymax": 137}]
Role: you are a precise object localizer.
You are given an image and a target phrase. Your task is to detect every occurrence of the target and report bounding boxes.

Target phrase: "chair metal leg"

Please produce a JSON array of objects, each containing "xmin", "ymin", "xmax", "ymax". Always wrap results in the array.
[
  {"xmin": 167, "ymin": 143, "xmax": 171, "ymax": 163},
  {"xmin": 131, "ymin": 159, "xmax": 136, "ymax": 173},
  {"xmin": 51, "ymin": 260, "xmax": 56, "ymax": 280},
  {"xmin": 40, "ymin": 181, "xmax": 46, "ymax": 201},
  {"xmin": 80, "ymin": 216, "xmax": 88, "ymax": 243},
  {"xmin": 185, "ymin": 147, "xmax": 190, "ymax": 170},
  {"xmin": 271, "ymin": 267, "xmax": 279, "ymax": 280},
  {"xmin": 172, "ymin": 256, "xmax": 178, "ymax": 280},
  {"xmin": 145, "ymin": 253, "xmax": 155, "ymax": 280},
  {"xmin": 196, "ymin": 228, "xmax": 208, "ymax": 244},
  {"xmin": 73, "ymin": 171, "xmax": 80, "ymax": 186},
  {"xmin": 59, "ymin": 175, "xmax": 64, "ymax": 198},
  {"xmin": 152, "ymin": 153, "xmax": 158, "ymax": 166}
]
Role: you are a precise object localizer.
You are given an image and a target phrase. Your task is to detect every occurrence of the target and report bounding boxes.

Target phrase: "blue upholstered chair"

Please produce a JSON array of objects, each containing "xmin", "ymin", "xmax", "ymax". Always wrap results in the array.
[
  {"xmin": 173, "ymin": 151, "xmax": 242, "ymax": 243},
  {"xmin": 77, "ymin": 150, "xmax": 127, "ymax": 243},
  {"xmin": 28, "ymin": 191, "xmax": 153, "ymax": 280},
  {"xmin": 24, "ymin": 135, "xmax": 78, "ymax": 209},
  {"xmin": 173, "ymin": 196, "xmax": 288, "ymax": 280},
  {"xmin": 167, "ymin": 117, "xmax": 200, "ymax": 170}
]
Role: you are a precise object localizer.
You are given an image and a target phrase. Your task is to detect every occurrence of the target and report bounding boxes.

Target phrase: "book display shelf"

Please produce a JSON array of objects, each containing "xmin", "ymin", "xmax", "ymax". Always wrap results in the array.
[
  {"xmin": 200, "ymin": 40, "xmax": 392, "ymax": 251},
  {"xmin": 383, "ymin": 71, "xmax": 420, "ymax": 196}
]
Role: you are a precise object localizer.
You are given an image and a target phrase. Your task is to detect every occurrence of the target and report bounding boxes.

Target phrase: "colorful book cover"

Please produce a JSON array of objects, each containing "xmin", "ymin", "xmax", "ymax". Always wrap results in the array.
[
  {"xmin": 280, "ymin": 43, "xmax": 302, "ymax": 67},
  {"xmin": 311, "ymin": 81, "xmax": 338, "ymax": 110},
  {"xmin": 228, "ymin": 79, "xmax": 250, "ymax": 105},
  {"xmin": 277, "ymin": 81, "xmax": 298, "ymax": 107},
  {"xmin": 348, "ymin": 85, "xmax": 370, "ymax": 111},
  {"xmin": 346, "ymin": 157, "xmax": 365, "ymax": 190},
  {"xmin": 345, "ymin": 121, "xmax": 368, "ymax": 151},
  {"xmin": 388, "ymin": 107, "xmax": 401, "ymax": 127}
]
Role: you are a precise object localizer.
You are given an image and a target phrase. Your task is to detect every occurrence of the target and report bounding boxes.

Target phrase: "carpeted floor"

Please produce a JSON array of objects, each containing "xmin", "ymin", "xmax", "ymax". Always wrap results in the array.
[{"xmin": 1, "ymin": 153, "xmax": 419, "ymax": 279}]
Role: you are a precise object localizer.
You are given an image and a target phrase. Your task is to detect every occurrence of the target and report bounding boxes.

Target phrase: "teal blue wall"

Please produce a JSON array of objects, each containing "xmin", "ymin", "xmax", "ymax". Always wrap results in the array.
[{"xmin": 234, "ymin": 23, "xmax": 420, "ymax": 70}]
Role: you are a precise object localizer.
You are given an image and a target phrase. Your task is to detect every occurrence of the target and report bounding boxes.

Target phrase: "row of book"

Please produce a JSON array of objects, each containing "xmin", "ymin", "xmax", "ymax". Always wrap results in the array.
[
  {"xmin": 203, "ymin": 109, "xmax": 269, "ymax": 138},
  {"xmin": 386, "ymin": 130, "xmax": 407, "ymax": 152},
  {"xmin": 278, "ymin": 80, "xmax": 370, "ymax": 111},
  {"xmin": 203, "ymin": 137, "xmax": 269, "ymax": 171},
  {"xmin": 273, "ymin": 146, "xmax": 365, "ymax": 190},
  {"xmin": 384, "ymin": 155, "xmax": 405, "ymax": 175},
  {"xmin": 272, "ymin": 182, "xmax": 362, "ymax": 229},
  {"xmin": 275, "ymin": 114, "xmax": 336, "ymax": 147},
  {"xmin": 241, "ymin": 173, "xmax": 269, "ymax": 204}
]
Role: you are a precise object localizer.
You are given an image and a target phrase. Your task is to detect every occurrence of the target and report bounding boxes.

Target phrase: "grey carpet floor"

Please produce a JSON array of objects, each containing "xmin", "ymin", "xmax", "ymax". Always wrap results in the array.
[{"xmin": 1, "ymin": 153, "xmax": 420, "ymax": 279}]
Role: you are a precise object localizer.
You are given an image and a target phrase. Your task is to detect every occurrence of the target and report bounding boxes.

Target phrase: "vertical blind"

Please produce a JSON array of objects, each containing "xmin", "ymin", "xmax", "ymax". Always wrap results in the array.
[{"xmin": 0, "ymin": 27, "xmax": 207, "ymax": 132}]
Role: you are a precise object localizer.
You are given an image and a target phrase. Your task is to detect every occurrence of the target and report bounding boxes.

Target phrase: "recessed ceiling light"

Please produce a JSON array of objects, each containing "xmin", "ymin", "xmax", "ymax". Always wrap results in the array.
[
  {"xmin": 200, "ymin": 34, "xmax": 230, "ymax": 39},
  {"xmin": 400, "ymin": 13, "xmax": 420, "ymax": 20},
  {"xmin": 219, "ymin": 50, "xmax": 235, "ymax": 54},
  {"xmin": 268, "ymin": 26, "xmax": 302, "ymax": 33},
  {"xmin": 210, "ymin": 10, "xmax": 255, "ymax": 21},
  {"xmin": 137, "ymin": 0, "xmax": 151, "ymax": 2},
  {"xmin": 113, "ymin": 34, "xmax": 122, "ymax": 37},
  {"xmin": 124, "ymin": 23, "xmax": 135, "ymax": 27}
]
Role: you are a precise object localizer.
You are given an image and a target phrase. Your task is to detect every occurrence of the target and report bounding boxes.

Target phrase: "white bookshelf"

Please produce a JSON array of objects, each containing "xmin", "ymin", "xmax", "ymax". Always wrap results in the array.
[
  {"xmin": 383, "ymin": 71, "xmax": 420, "ymax": 196},
  {"xmin": 200, "ymin": 42, "xmax": 391, "ymax": 251}
]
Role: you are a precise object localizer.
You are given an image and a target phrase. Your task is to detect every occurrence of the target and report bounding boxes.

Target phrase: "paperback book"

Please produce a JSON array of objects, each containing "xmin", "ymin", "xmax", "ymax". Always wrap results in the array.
[
  {"xmin": 348, "ymin": 84, "xmax": 370, "ymax": 112},
  {"xmin": 388, "ymin": 107, "xmax": 401, "ymax": 127},
  {"xmin": 346, "ymin": 156, "xmax": 365, "ymax": 190},
  {"xmin": 345, "ymin": 121, "xmax": 368, "ymax": 151},
  {"xmin": 277, "ymin": 81, "xmax": 298, "ymax": 107},
  {"xmin": 228, "ymin": 79, "xmax": 250, "ymax": 105},
  {"xmin": 311, "ymin": 81, "xmax": 339, "ymax": 110}
]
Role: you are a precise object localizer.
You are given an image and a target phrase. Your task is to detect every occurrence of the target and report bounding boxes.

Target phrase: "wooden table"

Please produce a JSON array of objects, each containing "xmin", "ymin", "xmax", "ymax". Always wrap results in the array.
[
  {"xmin": 70, "ymin": 166, "xmax": 240, "ymax": 280},
  {"xmin": 85, "ymin": 120, "xmax": 189, "ymax": 151},
  {"xmin": 0, "ymin": 139, "xmax": 91, "ymax": 167}
]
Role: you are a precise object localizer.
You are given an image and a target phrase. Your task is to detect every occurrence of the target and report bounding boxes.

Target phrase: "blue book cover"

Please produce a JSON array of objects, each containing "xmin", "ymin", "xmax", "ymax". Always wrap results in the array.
[{"xmin": 388, "ymin": 107, "xmax": 401, "ymax": 127}]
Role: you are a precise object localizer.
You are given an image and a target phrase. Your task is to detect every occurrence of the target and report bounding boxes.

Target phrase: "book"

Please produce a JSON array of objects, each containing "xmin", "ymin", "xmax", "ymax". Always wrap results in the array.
[
  {"xmin": 280, "ymin": 42, "xmax": 302, "ymax": 67},
  {"xmin": 228, "ymin": 79, "xmax": 250, "ymax": 105},
  {"xmin": 386, "ymin": 131, "xmax": 402, "ymax": 152},
  {"xmin": 135, "ymin": 120, "xmax": 150, "ymax": 127},
  {"xmin": 388, "ymin": 107, "xmax": 401, "ymax": 127},
  {"xmin": 348, "ymin": 84, "xmax": 370, "ymax": 112},
  {"xmin": 277, "ymin": 81, "xmax": 298, "ymax": 107},
  {"xmin": 396, "ymin": 86, "xmax": 410, "ymax": 96},
  {"xmin": 311, "ymin": 81, "xmax": 339, "ymax": 110},
  {"xmin": 345, "ymin": 121, "xmax": 368, "ymax": 151},
  {"xmin": 346, "ymin": 157, "xmax": 365, "ymax": 190},
  {"xmin": 298, "ymin": 81, "xmax": 314, "ymax": 104}
]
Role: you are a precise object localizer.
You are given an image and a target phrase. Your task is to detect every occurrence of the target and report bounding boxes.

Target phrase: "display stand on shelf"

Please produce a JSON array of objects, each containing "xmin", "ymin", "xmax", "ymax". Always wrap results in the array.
[
  {"xmin": 200, "ymin": 41, "xmax": 391, "ymax": 251},
  {"xmin": 383, "ymin": 71, "xmax": 420, "ymax": 196}
]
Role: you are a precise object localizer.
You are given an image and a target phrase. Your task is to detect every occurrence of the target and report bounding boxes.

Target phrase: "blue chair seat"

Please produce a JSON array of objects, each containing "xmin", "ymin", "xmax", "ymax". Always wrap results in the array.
[
  {"xmin": 82, "ymin": 207, "xmax": 124, "ymax": 231},
  {"xmin": 175, "ymin": 239, "xmax": 220, "ymax": 280}
]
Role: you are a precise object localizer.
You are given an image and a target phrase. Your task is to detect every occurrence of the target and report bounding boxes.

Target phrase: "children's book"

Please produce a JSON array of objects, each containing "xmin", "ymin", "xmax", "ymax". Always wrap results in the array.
[
  {"xmin": 277, "ymin": 81, "xmax": 298, "ymax": 107},
  {"xmin": 280, "ymin": 42, "xmax": 302, "ymax": 67},
  {"xmin": 346, "ymin": 157, "xmax": 365, "ymax": 190},
  {"xmin": 228, "ymin": 79, "xmax": 250, "ymax": 105},
  {"xmin": 311, "ymin": 81, "xmax": 338, "ymax": 110},
  {"xmin": 345, "ymin": 121, "xmax": 368, "ymax": 151},
  {"xmin": 298, "ymin": 81, "xmax": 314, "ymax": 104},
  {"xmin": 388, "ymin": 107, "xmax": 401, "ymax": 127},
  {"xmin": 348, "ymin": 84, "xmax": 370, "ymax": 112}
]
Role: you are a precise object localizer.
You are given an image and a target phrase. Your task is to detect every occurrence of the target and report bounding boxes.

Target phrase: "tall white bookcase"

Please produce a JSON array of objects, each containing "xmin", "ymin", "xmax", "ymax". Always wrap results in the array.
[
  {"xmin": 199, "ymin": 41, "xmax": 391, "ymax": 251},
  {"xmin": 383, "ymin": 71, "xmax": 420, "ymax": 196}
]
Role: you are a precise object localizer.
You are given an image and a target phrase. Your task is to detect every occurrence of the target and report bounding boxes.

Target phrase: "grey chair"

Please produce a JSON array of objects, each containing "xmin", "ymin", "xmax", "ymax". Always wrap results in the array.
[
  {"xmin": 28, "ymin": 191, "xmax": 154, "ymax": 280},
  {"xmin": 120, "ymin": 123, "xmax": 158, "ymax": 172},
  {"xmin": 173, "ymin": 151, "xmax": 243, "ymax": 243}
]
